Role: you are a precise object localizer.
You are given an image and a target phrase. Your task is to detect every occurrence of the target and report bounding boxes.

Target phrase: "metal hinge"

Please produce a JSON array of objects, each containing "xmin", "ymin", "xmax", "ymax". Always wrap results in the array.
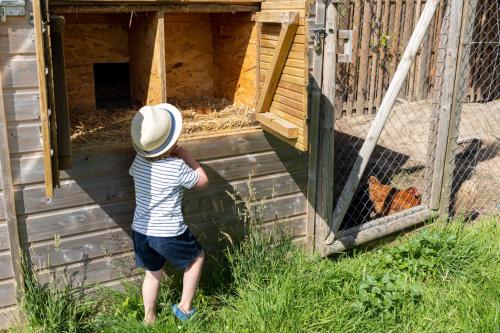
[{"xmin": 0, "ymin": 0, "xmax": 25, "ymax": 22}]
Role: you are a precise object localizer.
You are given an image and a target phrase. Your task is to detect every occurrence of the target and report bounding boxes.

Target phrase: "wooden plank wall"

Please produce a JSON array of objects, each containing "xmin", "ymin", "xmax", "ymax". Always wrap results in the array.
[
  {"xmin": 62, "ymin": 14, "xmax": 130, "ymax": 111},
  {"xmin": 2, "ymin": 126, "xmax": 308, "ymax": 327},
  {"xmin": 0, "ymin": 14, "xmax": 41, "ymax": 328},
  {"xmin": 259, "ymin": 0, "xmax": 310, "ymax": 151}
]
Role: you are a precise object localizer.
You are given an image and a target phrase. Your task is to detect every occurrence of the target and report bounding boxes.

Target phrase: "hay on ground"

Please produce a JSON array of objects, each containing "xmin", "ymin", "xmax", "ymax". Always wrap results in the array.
[{"xmin": 70, "ymin": 97, "xmax": 257, "ymax": 147}]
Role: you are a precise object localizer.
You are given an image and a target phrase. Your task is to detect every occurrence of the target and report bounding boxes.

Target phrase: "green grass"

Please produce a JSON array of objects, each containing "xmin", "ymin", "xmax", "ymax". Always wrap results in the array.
[{"xmin": 13, "ymin": 215, "xmax": 499, "ymax": 333}]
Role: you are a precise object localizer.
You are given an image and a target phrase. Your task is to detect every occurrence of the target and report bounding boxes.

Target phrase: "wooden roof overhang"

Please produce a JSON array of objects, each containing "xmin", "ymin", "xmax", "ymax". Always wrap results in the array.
[{"xmin": 49, "ymin": 0, "xmax": 262, "ymax": 13}]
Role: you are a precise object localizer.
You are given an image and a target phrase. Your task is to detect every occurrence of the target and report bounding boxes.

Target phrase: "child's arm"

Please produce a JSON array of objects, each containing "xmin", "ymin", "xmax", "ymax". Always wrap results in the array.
[{"xmin": 172, "ymin": 146, "xmax": 209, "ymax": 189}]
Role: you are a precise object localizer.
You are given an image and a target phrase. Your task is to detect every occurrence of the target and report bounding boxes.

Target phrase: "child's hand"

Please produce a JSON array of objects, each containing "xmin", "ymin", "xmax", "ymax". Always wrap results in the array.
[{"xmin": 171, "ymin": 145, "xmax": 186, "ymax": 157}]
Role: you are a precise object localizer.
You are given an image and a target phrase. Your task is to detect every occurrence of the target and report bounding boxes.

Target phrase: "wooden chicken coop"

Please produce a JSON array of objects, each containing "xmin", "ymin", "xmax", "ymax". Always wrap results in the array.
[{"xmin": 1, "ymin": 0, "xmax": 497, "ymax": 327}]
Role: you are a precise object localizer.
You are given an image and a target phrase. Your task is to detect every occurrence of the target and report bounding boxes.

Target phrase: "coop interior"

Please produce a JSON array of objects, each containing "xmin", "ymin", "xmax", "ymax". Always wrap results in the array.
[{"xmin": 61, "ymin": 12, "xmax": 258, "ymax": 148}]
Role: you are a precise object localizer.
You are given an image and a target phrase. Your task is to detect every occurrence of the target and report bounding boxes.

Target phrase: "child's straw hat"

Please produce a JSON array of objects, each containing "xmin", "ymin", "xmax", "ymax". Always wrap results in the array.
[{"xmin": 131, "ymin": 103, "xmax": 182, "ymax": 157}]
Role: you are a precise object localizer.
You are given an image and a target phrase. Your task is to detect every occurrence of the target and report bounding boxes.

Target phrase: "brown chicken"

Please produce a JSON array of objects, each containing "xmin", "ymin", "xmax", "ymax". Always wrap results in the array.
[{"xmin": 367, "ymin": 176, "xmax": 421, "ymax": 217}]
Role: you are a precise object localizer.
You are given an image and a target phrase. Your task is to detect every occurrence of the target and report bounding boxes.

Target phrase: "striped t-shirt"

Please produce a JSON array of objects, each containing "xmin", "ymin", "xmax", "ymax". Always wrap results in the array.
[{"xmin": 129, "ymin": 154, "xmax": 200, "ymax": 237}]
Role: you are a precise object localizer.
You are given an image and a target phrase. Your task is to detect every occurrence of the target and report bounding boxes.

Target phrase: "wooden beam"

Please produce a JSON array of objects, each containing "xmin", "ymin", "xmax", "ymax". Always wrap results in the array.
[
  {"xmin": 0, "ymin": 61, "xmax": 24, "ymax": 320},
  {"xmin": 51, "ymin": 4, "xmax": 260, "ymax": 14},
  {"xmin": 253, "ymin": 11, "xmax": 299, "ymax": 23},
  {"xmin": 324, "ymin": 206, "xmax": 433, "ymax": 255},
  {"xmin": 429, "ymin": 0, "xmax": 465, "ymax": 211},
  {"xmin": 305, "ymin": 0, "xmax": 326, "ymax": 254},
  {"xmin": 255, "ymin": 12, "xmax": 299, "ymax": 114},
  {"xmin": 315, "ymin": 2, "xmax": 337, "ymax": 255},
  {"xmin": 33, "ymin": 0, "xmax": 55, "ymax": 198},
  {"xmin": 326, "ymin": 0, "xmax": 441, "ymax": 244},
  {"xmin": 157, "ymin": 11, "xmax": 167, "ymax": 103},
  {"xmin": 255, "ymin": 112, "xmax": 298, "ymax": 139},
  {"xmin": 438, "ymin": 0, "xmax": 472, "ymax": 215}
]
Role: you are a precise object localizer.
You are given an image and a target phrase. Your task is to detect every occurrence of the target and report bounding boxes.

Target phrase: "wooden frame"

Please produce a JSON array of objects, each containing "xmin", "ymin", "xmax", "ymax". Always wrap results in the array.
[
  {"xmin": 305, "ymin": 0, "xmax": 326, "ymax": 253},
  {"xmin": 33, "ymin": 0, "xmax": 57, "ymax": 198},
  {"xmin": 255, "ymin": 12, "xmax": 299, "ymax": 139},
  {"xmin": 325, "ymin": 0, "xmax": 441, "ymax": 244},
  {"xmin": 0, "ymin": 66, "xmax": 24, "ymax": 318},
  {"xmin": 430, "ymin": 0, "xmax": 467, "ymax": 214},
  {"xmin": 50, "ymin": 4, "xmax": 260, "ymax": 14}
]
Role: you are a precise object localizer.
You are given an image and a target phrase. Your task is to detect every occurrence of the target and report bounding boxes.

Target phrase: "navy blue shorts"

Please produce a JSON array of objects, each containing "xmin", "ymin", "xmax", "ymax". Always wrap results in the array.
[{"xmin": 132, "ymin": 228, "xmax": 203, "ymax": 271}]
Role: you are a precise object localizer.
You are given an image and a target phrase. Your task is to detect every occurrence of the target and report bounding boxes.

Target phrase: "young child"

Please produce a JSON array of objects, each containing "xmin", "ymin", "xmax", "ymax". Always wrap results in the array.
[{"xmin": 129, "ymin": 104, "xmax": 209, "ymax": 323}]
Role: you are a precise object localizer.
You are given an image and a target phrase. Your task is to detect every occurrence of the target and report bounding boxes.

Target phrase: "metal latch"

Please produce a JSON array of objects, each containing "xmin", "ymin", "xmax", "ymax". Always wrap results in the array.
[
  {"xmin": 310, "ymin": 25, "xmax": 326, "ymax": 53},
  {"xmin": 338, "ymin": 30, "xmax": 353, "ymax": 63},
  {"xmin": 0, "ymin": 0, "xmax": 25, "ymax": 22}
]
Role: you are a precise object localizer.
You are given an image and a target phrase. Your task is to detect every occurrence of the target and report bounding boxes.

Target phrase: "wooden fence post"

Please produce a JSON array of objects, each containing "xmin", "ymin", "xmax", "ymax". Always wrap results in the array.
[
  {"xmin": 315, "ymin": 1, "xmax": 337, "ymax": 255},
  {"xmin": 438, "ymin": 0, "xmax": 476, "ymax": 215},
  {"xmin": 306, "ymin": 0, "xmax": 326, "ymax": 254},
  {"xmin": 429, "ymin": 0, "xmax": 465, "ymax": 213}
]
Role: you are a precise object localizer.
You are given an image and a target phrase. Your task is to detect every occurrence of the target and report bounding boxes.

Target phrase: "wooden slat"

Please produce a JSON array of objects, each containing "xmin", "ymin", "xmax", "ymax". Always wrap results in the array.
[
  {"xmin": 33, "ymin": 0, "xmax": 55, "ymax": 198},
  {"xmin": 0, "ymin": 280, "xmax": 16, "ymax": 308},
  {"xmin": 3, "ymin": 90, "xmax": 40, "ymax": 122},
  {"xmin": 269, "ymin": 106, "xmax": 304, "ymax": 127},
  {"xmin": 368, "ymin": 0, "xmax": 383, "ymax": 114},
  {"xmin": 355, "ymin": 1, "xmax": 372, "ymax": 115},
  {"xmin": 275, "ymin": 86, "xmax": 304, "ymax": 102},
  {"xmin": 260, "ymin": 39, "xmax": 304, "ymax": 51},
  {"xmin": 271, "ymin": 99, "xmax": 304, "ymax": 119},
  {"xmin": 10, "ymin": 130, "xmax": 304, "ymax": 185},
  {"xmin": 254, "ymin": 11, "xmax": 301, "ymax": 23},
  {"xmin": 16, "ymin": 148, "xmax": 307, "ymax": 216},
  {"xmin": 261, "ymin": 79, "xmax": 304, "ymax": 93},
  {"xmin": 36, "ymin": 253, "xmax": 137, "ymax": 287},
  {"xmin": 0, "ymin": 18, "xmax": 36, "ymax": 55},
  {"xmin": 256, "ymin": 112, "xmax": 299, "ymax": 139},
  {"xmin": 0, "ymin": 193, "xmax": 5, "ymax": 220},
  {"xmin": 24, "ymin": 171, "xmax": 307, "ymax": 243},
  {"xmin": 260, "ymin": 56, "xmax": 305, "ymax": 69},
  {"xmin": 260, "ymin": 72, "xmax": 306, "ymax": 85},
  {"xmin": 0, "ymin": 306, "xmax": 17, "ymax": 330},
  {"xmin": 375, "ymin": 0, "xmax": 392, "ymax": 108},
  {"xmin": 260, "ymin": 47, "xmax": 305, "ymax": 60},
  {"xmin": 389, "ymin": 0, "xmax": 403, "ymax": 79},
  {"xmin": 346, "ymin": 0, "xmax": 362, "ymax": 115},
  {"xmin": 29, "ymin": 191, "xmax": 307, "ymax": 268},
  {"xmin": 261, "ymin": 1, "xmax": 308, "ymax": 11},
  {"xmin": 0, "ymin": 252, "xmax": 14, "ymax": 280},
  {"xmin": 0, "ymin": 56, "xmax": 38, "ymax": 88},
  {"xmin": 0, "ymin": 54, "xmax": 22, "ymax": 311},
  {"xmin": 7, "ymin": 123, "xmax": 43, "ymax": 154},
  {"xmin": 272, "ymin": 93, "xmax": 304, "ymax": 111},
  {"xmin": 262, "ymin": 24, "xmax": 305, "ymax": 35},
  {"xmin": 0, "ymin": 223, "xmax": 9, "ymax": 251}
]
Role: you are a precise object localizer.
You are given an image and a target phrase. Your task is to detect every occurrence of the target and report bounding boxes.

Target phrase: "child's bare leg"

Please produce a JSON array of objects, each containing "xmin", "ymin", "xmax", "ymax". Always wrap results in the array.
[
  {"xmin": 143, "ymin": 269, "xmax": 162, "ymax": 323},
  {"xmin": 178, "ymin": 251, "xmax": 205, "ymax": 313}
]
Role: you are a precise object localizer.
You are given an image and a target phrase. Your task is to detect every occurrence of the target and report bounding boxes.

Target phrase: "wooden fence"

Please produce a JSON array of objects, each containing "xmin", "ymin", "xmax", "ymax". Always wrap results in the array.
[{"xmin": 333, "ymin": 0, "xmax": 497, "ymax": 117}]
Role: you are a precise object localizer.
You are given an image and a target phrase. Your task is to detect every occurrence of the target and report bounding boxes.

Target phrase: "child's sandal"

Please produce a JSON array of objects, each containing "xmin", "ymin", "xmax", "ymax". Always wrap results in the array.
[{"xmin": 172, "ymin": 304, "xmax": 196, "ymax": 321}]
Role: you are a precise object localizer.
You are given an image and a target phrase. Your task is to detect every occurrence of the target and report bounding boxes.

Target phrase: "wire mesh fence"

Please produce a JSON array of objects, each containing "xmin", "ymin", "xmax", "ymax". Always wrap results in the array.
[
  {"xmin": 328, "ymin": 0, "xmax": 498, "ymax": 233},
  {"xmin": 449, "ymin": 0, "xmax": 499, "ymax": 218}
]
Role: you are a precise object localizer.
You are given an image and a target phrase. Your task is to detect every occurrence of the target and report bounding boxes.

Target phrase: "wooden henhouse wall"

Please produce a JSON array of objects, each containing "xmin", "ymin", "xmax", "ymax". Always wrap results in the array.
[
  {"xmin": 0, "ymin": 0, "xmax": 311, "ymax": 327},
  {"xmin": 0, "ymin": 13, "xmax": 40, "ymax": 326}
]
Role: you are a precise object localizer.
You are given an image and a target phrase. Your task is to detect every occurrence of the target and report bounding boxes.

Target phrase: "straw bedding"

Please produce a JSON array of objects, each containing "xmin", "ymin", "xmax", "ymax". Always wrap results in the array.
[{"xmin": 70, "ymin": 97, "xmax": 257, "ymax": 147}]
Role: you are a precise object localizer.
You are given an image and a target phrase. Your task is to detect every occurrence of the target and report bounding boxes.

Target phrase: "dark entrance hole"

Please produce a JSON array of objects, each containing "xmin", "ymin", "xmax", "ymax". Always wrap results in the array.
[{"xmin": 93, "ymin": 63, "xmax": 132, "ymax": 109}]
